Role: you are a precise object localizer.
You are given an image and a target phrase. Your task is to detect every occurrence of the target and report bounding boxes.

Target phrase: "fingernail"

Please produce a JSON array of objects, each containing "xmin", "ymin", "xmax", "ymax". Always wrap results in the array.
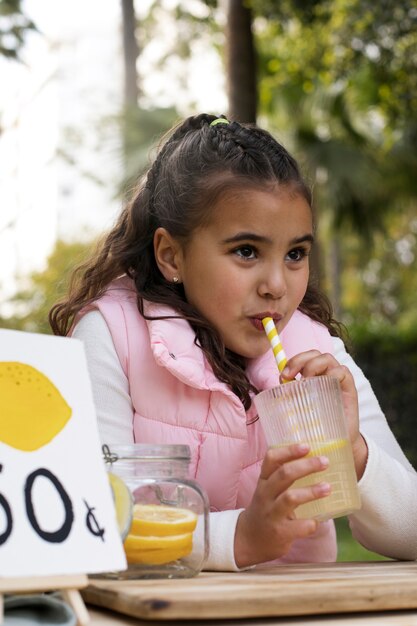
[
  {"xmin": 282, "ymin": 367, "xmax": 290, "ymax": 378},
  {"xmin": 318, "ymin": 456, "xmax": 329, "ymax": 467},
  {"xmin": 297, "ymin": 443, "xmax": 310, "ymax": 454},
  {"xmin": 317, "ymin": 482, "xmax": 331, "ymax": 495}
]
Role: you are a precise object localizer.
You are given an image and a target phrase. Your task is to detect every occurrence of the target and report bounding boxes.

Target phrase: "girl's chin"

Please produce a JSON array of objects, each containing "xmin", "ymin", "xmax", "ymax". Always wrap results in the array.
[
  {"xmin": 237, "ymin": 345, "xmax": 270, "ymax": 360},
  {"xmin": 248, "ymin": 349, "xmax": 270, "ymax": 360},
  {"xmin": 224, "ymin": 335, "xmax": 270, "ymax": 359}
]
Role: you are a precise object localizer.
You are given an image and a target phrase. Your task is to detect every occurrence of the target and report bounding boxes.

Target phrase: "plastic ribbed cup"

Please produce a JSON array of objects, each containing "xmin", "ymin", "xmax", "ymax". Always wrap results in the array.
[{"xmin": 254, "ymin": 376, "xmax": 361, "ymax": 521}]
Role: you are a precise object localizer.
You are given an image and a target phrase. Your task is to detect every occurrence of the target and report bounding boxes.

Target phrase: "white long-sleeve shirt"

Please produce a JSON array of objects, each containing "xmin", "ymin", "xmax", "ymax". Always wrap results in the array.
[{"xmin": 73, "ymin": 311, "xmax": 417, "ymax": 569}]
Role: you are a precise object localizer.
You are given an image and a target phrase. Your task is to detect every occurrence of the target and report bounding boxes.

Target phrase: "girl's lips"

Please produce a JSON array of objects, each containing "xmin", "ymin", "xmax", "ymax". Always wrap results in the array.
[{"xmin": 249, "ymin": 317, "xmax": 282, "ymax": 332}]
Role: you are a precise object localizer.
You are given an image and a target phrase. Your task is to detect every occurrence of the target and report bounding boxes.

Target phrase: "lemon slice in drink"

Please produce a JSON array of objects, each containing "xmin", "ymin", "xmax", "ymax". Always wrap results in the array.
[
  {"xmin": 108, "ymin": 473, "xmax": 133, "ymax": 541},
  {"xmin": 130, "ymin": 504, "xmax": 198, "ymax": 537},
  {"xmin": 307, "ymin": 439, "xmax": 347, "ymax": 456}
]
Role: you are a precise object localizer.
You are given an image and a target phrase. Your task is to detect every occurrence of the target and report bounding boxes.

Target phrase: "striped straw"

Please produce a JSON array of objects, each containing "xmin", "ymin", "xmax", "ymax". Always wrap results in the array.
[{"xmin": 262, "ymin": 317, "xmax": 288, "ymax": 375}]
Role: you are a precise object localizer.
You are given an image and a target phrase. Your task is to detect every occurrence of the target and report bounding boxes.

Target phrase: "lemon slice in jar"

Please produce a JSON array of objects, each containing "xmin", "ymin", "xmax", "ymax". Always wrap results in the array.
[
  {"xmin": 124, "ymin": 504, "xmax": 198, "ymax": 565},
  {"xmin": 130, "ymin": 504, "xmax": 198, "ymax": 536},
  {"xmin": 108, "ymin": 472, "xmax": 133, "ymax": 541},
  {"xmin": 124, "ymin": 531, "xmax": 193, "ymax": 552},
  {"xmin": 125, "ymin": 543, "xmax": 193, "ymax": 565}
]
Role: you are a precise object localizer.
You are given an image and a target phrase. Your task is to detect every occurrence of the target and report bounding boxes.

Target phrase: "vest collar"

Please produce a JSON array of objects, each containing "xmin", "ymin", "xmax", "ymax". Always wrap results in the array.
[
  {"xmin": 142, "ymin": 301, "xmax": 279, "ymax": 401},
  {"xmin": 143, "ymin": 302, "xmax": 238, "ymax": 398}
]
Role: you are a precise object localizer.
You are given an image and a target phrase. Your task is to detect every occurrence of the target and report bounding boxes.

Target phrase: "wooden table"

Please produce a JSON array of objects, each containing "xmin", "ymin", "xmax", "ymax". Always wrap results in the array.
[
  {"xmin": 83, "ymin": 561, "xmax": 417, "ymax": 625},
  {"xmin": 88, "ymin": 608, "xmax": 417, "ymax": 625}
]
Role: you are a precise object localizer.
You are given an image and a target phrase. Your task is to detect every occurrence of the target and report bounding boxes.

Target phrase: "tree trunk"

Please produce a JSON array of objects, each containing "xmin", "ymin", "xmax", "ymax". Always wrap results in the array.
[
  {"xmin": 226, "ymin": 0, "xmax": 257, "ymax": 123},
  {"xmin": 121, "ymin": 0, "xmax": 139, "ymax": 108},
  {"xmin": 120, "ymin": 0, "xmax": 141, "ymax": 182}
]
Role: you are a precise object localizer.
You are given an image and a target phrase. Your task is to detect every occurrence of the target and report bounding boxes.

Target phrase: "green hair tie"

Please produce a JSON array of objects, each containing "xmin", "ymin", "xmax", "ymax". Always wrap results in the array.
[{"xmin": 210, "ymin": 118, "xmax": 230, "ymax": 127}]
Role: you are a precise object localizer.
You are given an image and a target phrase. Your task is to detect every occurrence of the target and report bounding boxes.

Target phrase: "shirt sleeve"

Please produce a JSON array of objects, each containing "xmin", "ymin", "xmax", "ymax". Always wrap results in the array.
[
  {"xmin": 72, "ymin": 310, "xmax": 243, "ymax": 571},
  {"xmin": 72, "ymin": 310, "xmax": 134, "ymax": 445},
  {"xmin": 332, "ymin": 336, "xmax": 417, "ymax": 560}
]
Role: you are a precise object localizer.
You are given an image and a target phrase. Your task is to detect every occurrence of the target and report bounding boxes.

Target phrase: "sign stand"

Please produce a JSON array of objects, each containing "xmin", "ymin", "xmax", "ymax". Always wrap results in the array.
[{"xmin": 0, "ymin": 574, "xmax": 90, "ymax": 625}]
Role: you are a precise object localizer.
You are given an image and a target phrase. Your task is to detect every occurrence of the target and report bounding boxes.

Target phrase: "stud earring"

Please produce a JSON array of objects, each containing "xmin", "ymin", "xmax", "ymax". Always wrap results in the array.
[{"xmin": 172, "ymin": 276, "xmax": 180, "ymax": 284}]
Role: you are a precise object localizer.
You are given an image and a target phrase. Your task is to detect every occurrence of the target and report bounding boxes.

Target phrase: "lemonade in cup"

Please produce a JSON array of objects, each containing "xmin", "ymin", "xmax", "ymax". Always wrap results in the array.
[{"xmin": 254, "ymin": 375, "xmax": 361, "ymax": 521}]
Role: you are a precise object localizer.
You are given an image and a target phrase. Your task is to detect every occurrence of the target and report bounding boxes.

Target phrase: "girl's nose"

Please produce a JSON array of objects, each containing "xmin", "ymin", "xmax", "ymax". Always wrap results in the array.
[{"xmin": 257, "ymin": 266, "xmax": 287, "ymax": 299}]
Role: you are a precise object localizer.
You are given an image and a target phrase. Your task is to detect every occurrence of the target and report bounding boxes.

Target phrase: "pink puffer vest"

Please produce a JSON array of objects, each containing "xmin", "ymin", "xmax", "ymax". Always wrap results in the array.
[{"xmin": 82, "ymin": 276, "xmax": 338, "ymax": 562}]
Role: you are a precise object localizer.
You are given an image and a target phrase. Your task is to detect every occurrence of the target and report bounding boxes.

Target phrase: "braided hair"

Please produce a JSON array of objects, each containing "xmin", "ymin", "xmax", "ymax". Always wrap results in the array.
[{"xmin": 50, "ymin": 113, "xmax": 343, "ymax": 409}]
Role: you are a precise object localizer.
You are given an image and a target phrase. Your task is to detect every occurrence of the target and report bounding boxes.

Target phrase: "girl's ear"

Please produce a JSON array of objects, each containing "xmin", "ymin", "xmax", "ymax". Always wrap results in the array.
[{"xmin": 153, "ymin": 227, "xmax": 183, "ymax": 281}]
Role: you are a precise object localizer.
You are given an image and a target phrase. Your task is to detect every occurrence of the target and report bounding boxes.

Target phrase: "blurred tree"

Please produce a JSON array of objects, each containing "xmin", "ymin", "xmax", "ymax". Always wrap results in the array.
[
  {"xmin": 342, "ymin": 206, "xmax": 417, "ymax": 329},
  {"xmin": 118, "ymin": 0, "xmax": 179, "ymax": 190},
  {"xmin": 4, "ymin": 240, "xmax": 92, "ymax": 334},
  {"xmin": 129, "ymin": 0, "xmax": 417, "ymax": 319},
  {"xmin": 137, "ymin": 0, "xmax": 222, "ymax": 111},
  {"xmin": 121, "ymin": 0, "xmax": 140, "ymax": 107},
  {"xmin": 226, "ymin": 0, "xmax": 257, "ymax": 122},
  {"xmin": 251, "ymin": 0, "xmax": 417, "ymax": 314},
  {"xmin": 2, "ymin": 1, "xmax": 415, "ymax": 330},
  {"xmin": 37, "ymin": 2, "xmax": 178, "ymax": 199},
  {"xmin": 254, "ymin": 0, "xmax": 417, "ymax": 186},
  {"xmin": 0, "ymin": 0, "xmax": 36, "ymax": 60},
  {"xmin": 144, "ymin": 0, "xmax": 257, "ymax": 122}
]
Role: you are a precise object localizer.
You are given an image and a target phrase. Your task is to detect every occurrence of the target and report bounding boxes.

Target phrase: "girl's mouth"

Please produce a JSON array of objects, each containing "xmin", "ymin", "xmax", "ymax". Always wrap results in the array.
[{"xmin": 249, "ymin": 317, "xmax": 281, "ymax": 332}]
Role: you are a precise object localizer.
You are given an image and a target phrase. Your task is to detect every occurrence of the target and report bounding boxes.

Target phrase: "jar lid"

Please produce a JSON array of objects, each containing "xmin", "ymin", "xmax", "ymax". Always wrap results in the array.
[{"xmin": 102, "ymin": 443, "xmax": 191, "ymax": 463}]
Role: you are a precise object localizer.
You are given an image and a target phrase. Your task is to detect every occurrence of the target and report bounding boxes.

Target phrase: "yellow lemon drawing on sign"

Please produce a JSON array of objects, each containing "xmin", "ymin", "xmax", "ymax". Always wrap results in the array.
[{"xmin": 0, "ymin": 361, "xmax": 72, "ymax": 451}]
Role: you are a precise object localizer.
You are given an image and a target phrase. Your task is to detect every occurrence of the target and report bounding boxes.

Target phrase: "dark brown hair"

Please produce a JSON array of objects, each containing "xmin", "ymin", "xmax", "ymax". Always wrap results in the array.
[{"xmin": 50, "ymin": 113, "xmax": 343, "ymax": 409}]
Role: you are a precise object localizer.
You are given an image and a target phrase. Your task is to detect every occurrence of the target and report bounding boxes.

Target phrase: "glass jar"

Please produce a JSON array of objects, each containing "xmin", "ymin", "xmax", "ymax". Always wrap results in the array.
[{"xmin": 103, "ymin": 443, "xmax": 209, "ymax": 579}]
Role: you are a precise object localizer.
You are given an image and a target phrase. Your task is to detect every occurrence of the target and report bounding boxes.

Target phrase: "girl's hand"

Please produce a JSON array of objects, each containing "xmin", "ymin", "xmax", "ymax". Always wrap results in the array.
[
  {"xmin": 280, "ymin": 350, "xmax": 368, "ymax": 480},
  {"xmin": 234, "ymin": 443, "xmax": 330, "ymax": 568}
]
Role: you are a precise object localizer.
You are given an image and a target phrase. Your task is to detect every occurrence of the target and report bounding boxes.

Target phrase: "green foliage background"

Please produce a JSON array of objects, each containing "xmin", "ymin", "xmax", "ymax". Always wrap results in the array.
[
  {"xmin": 0, "ymin": 240, "xmax": 93, "ymax": 334},
  {"xmin": 350, "ymin": 325, "xmax": 417, "ymax": 469},
  {"xmin": 335, "ymin": 517, "xmax": 389, "ymax": 561}
]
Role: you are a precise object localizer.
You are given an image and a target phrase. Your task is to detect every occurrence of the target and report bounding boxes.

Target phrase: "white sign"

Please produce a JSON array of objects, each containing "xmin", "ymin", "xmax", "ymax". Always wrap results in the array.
[{"xmin": 0, "ymin": 328, "xmax": 127, "ymax": 577}]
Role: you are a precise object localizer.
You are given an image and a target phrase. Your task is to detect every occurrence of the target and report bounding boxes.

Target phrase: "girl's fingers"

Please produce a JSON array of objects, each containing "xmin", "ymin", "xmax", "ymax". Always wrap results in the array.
[
  {"xmin": 285, "ymin": 517, "xmax": 319, "ymax": 539},
  {"xmin": 277, "ymin": 348, "xmax": 359, "ymax": 410},
  {"xmin": 280, "ymin": 350, "xmax": 323, "ymax": 380},
  {"xmin": 277, "ymin": 481, "xmax": 331, "ymax": 514},
  {"xmin": 281, "ymin": 351, "xmax": 350, "ymax": 382},
  {"xmin": 259, "ymin": 443, "xmax": 311, "ymax": 480},
  {"xmin": 260, "ymin": 446, "xmax": 330, "ymax": 501},
  {"xmin": 303, "ymin": 363, "xmax": 354, "ymax": 390},
  {"xmin": 266, "ymin": 453, "xmax": 330, "ymax": 496},
  {"xmin": 239, "ymin": 450, "xmax": 333, "ymax": 566}
]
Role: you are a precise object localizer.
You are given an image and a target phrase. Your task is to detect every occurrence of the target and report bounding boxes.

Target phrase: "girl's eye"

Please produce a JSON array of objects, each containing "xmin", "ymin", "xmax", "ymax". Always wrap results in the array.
[
  {"xmin": 286, "ymin": 247, "xmax": 309, "ymax": 262},
  {"xmin": 234, "ymin": 245, "xmax": 257, "ymax": 260}
]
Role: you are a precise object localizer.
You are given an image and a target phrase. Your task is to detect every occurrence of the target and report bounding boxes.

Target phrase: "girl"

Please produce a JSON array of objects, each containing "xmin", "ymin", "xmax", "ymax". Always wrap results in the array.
[{"xmin": 50, "ymin": 113, "xmax": 417, "ymax": 570}]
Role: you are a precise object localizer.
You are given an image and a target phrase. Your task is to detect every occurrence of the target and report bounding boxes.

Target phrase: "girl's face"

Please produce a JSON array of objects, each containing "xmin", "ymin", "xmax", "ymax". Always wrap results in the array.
[{"xmin": 177, "ymin": 185, "xmax": 313, "ymax": 359}]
